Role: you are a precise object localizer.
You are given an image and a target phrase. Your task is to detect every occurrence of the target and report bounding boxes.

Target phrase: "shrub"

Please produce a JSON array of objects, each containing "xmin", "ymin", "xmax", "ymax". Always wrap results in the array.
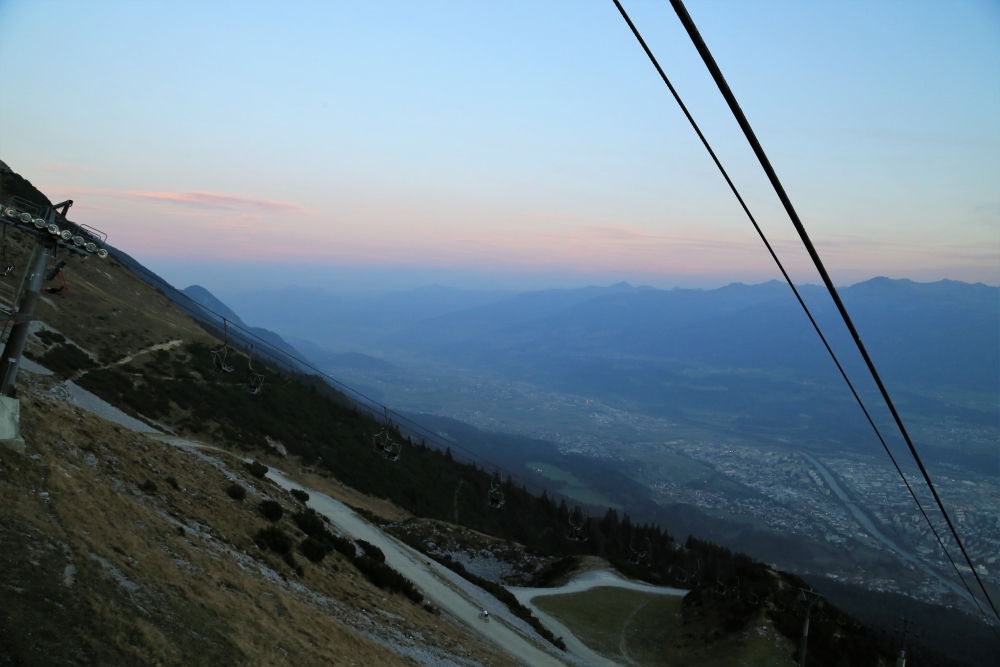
[
  {"xmin": 299, "ymin": 536, "xmax": 329, "ymax": 563},
  {"xmin": 423, "ymin": 603, "xmax": 440, "ymax": 615},
  {"xmin": 258, "ymin": 500, "xmax": 284, "ymax": 522},
  {"xmin": 36, "ymin": 330, "xmax": 66, "ymax": 346},
  {"xmin": 34, "ymin": 344, "xmax": 98, "ymax": 378},
  {"xmin": 139, "ymin": 479, "xmax": 158, "ymax": 494},
  {"xmin": 165, "ymin": 476, "xmax": 179, "ymax": 490},
  {"xmin": 246, "ymin": 460, "xmax": 268, "ymax": 479},
  {"xmin": 290, "ymin": 488, "xmax": 309, "ymax": 502},
  {"xmin": 357, "ymin": 539, "xmax": 385, "ymax": 563},
  {"xmin": 254, "ymin": 526, "xmax": 292, "ymax": 554},
  {"xmin": 226, "ymin": 483, "xmax": 247, "ymax": 501},
  {"xmin": 530, "ymin": 556, "xmax": 579, "ymax": 588},
  {"xmin": 353, "ymin": 556, "xmax": 423, "ymax": 603},
  {"xmin": 292, "ymin": 509, "xmax": 326, "ymax": 537},
  {"xmin": 327, "ymin": 533, "xmax": 357, "ymax": 559}
]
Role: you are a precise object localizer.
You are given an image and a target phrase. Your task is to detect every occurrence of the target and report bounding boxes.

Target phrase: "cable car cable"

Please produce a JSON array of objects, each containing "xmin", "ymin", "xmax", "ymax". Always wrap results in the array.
[
  {"xmin": 665, "ymin": 0, "xmax": 999, "ymax": 624},
  {"xmin": 613, "ymin": 0, "xmax": 998, "ymax": 627}
]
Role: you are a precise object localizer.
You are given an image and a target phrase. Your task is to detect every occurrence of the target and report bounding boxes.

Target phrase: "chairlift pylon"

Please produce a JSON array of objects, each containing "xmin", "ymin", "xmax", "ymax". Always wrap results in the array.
[
  {"xmin": 211, "ymin": 318, "xmax": 235, "ymax": 373},
  {"xmin": 244, "ymin": 344, "xmax": 264, "ymax": 394},
  {"xmin": 488, "ymin": 468, "xmax": 505, "ymax": 508}
]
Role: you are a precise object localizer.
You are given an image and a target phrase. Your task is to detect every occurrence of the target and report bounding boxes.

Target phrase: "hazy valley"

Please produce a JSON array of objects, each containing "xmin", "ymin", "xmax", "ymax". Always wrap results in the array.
[{"xmin": 221, "ymin": 279, "xmax": 1000, "ymax": 620}]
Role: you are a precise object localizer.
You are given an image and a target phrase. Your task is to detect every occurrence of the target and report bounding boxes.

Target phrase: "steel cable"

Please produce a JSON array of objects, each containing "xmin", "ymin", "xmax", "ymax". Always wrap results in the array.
[{"xmin": 614, "ymin": 0, "xmax": 998, "ymax": 628}]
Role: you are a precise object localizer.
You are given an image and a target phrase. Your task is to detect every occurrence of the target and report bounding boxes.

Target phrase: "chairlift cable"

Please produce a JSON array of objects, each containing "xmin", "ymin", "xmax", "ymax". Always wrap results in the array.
[{"xmin": 613, "ymin": 0, "xmax": 999, "ymax": 627}]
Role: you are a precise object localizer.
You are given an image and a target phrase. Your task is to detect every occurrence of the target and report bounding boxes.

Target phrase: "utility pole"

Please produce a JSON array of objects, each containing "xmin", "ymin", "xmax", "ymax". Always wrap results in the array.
[
  {"xmin": 797, "ymin": 588, "xmax": 824, "ymax": 667},
  {"xmin": 0, "ymin": 197, "xmax": 109, "ymax": 452},
  {"xmin": 896, "ymin": 617, "xmax": 912, "ymax": 667}
]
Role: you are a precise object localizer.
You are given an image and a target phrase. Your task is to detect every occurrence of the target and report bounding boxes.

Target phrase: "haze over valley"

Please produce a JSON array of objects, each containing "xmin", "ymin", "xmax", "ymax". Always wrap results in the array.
[{"xmin": 214, "ymin": 277, "xmax": 1000, "ymax": 613}]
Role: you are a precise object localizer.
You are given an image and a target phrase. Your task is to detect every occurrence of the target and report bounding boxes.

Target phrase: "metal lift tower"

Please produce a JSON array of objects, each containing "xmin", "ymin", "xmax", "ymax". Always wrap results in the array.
[{"xmin": 0, "ymin": 197, "xmax": 109, "ymax": 451}]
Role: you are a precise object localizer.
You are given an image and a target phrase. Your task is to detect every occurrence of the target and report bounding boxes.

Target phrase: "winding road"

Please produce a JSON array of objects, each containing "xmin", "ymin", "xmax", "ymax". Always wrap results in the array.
[
  {"xmin": 265, "ymin": 468, "xmax": 576, "ymax": 667},
  {"xmin": 509, "ymin": 570, "xmax": 687, "ymax": 667},
  {"xmin": 44, "ymin": 373, "xmax": 683, "ymax": 667}
]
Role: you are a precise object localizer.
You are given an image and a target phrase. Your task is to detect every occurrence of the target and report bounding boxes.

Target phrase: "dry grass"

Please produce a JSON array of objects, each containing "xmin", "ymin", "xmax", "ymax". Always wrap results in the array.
[
  {"xmin": 0, "ymin": 389, "xmax": 523, "ymax": 666},
  {"xmin": 0, "ymin": 228, "xmax": 214, "ymax": 367},
  {"xmin": 251, "ymin": 450, "xmax": 414, "ymax": 524},
  {"xmin": 534, "ymin": 586, "xmax": 797, "ymax": 667}
]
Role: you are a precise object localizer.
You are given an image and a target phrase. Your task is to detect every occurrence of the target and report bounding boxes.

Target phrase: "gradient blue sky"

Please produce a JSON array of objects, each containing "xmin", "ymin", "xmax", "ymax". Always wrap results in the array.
[{"xmin": 1, "ymin": 0, "xmax": 997, "ymax": 295}]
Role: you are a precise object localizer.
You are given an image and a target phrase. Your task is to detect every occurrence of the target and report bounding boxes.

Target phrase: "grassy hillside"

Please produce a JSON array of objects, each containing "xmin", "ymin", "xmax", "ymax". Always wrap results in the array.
[
  {"xmin": 1, "ymin": 163, "xmax": 966, "ymax": 666},
  {"xmin": 534, "ymin": 587, "xmax": 794, "ymax": 667},
  {"xmin": 2, "ymin": 384, "xmax": 512, "ymax": 666}
]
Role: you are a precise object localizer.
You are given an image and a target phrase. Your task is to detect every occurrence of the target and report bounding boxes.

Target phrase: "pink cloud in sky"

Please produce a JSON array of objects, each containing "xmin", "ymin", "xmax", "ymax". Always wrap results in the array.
[
  {"xmin": 132, "ymin": 190, "xmax": 310, "ymax": 214},
  {"xmin": 57, "ymin": 186, "xmax": 999, "ymax": 286},
  {"xmin": 69, "ymin": 187, "xmax": 311, "ymax": 214}
]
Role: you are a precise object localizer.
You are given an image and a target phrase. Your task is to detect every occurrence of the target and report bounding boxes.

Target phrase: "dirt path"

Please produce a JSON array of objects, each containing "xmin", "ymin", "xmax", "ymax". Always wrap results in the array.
[
  {"xmin": 265, "ymin": 468, "xmax": 574, "ymax": 667},
  {"xmin": 513, "ymin": 569, "xmax": 688, "ymax": 601},
  {"xmin": 617, "ymin": 598, "xmax": 649, "ymax": 667}
]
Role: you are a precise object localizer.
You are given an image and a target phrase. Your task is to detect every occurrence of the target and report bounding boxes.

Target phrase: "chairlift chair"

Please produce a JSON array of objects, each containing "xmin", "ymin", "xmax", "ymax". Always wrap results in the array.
[
  {"xmin": 45, "ymin": 260, "xmax": 68, "ymax": 295},
  {"xmin": 382, "ymin": 441, "xmax": 401, "ymax": 462},
  {"xmin": 627, "ymin": 538, "xmax": 641, "ymax": 565},
  {"xmin": 636, "ymin": 537, "xmax": 652, "ymax": 567},
  {"xmin": 372, "ymin": 409, "xmax": 400, "ymax": 461},
  {"xmin": 566, "ymin": 515, "xmax": 588, "ymax": 542},
  {"xmin": 727, "ymin": 576, "xmax": 741, "ymax": 601},
  {"xmin": 244, "ymin": 345, "xmax": 264, "ymax": 394},
  {"xmin": 211, "ymin": 318, "xmax": 235, "ymax": 373},
  {"xmin": 488, "ymin": 468, "xmax": 505, "ymax": 508},
  {"xmin": 372, "ymin": 430, "xmax": 389, "ymax": 455}
]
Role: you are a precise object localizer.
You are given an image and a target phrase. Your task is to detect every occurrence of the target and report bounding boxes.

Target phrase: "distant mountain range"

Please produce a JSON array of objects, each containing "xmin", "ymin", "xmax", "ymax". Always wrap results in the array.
[
  {"xmin": 181, "ymin": 285, "xmax": 307, "ymax": 366},
  {"xmin": 228, "ymin": 277, "xmax": 998, "ymax": 394},
  {"xmin": 225, "ymin": 278, "xmax": 998, "ymax": 468}
]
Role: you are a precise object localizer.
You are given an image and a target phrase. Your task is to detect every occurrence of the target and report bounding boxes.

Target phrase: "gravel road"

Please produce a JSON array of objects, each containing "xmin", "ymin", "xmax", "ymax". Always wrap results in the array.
[
  {"xmin": 509, "ymin": 570, "xmax": 688, "ymax": 667},
  {"xmin": 266, "ymin": 468, "xmax": 575, "ymax": 667}
]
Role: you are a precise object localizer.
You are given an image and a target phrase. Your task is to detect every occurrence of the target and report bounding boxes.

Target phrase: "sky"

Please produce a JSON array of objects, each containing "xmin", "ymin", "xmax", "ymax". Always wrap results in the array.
[{"xmin": 1, "ymin": 0, "xmax": 997, "ymax": 296}]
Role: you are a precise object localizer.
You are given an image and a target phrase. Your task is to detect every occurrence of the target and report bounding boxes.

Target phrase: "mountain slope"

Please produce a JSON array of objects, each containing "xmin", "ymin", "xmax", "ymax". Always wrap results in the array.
[
  {"xmin": 2, "ymin": 163, "xmax": 983, "ymax": 666},
  {"xmin": 181, "ymin": 284, "xmax": 309, "ymax": 366},
  {"xmin": 1, "ymin": 389, "xmax": 519, "ymax": 667}
]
